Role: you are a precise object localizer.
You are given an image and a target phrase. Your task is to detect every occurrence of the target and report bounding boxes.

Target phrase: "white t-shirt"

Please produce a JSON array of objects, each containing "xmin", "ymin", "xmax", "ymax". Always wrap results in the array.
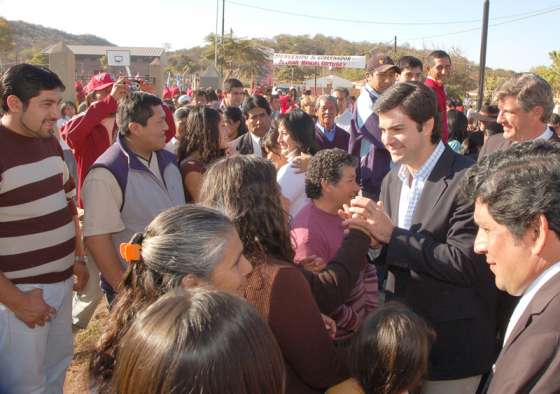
[{"xmin": 277, "ymin": 161, "xmax": 309, "ymax": 219}]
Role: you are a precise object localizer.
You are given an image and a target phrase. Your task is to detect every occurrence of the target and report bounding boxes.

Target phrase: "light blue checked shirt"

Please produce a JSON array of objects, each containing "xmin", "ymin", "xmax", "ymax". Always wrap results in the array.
[{"xmin": 397, "ymin": 142, "xmax": 445, "ymax": 230}]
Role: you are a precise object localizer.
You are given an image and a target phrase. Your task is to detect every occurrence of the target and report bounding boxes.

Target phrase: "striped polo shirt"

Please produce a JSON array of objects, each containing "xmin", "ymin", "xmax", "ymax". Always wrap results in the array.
[{"xmin": 0, "ymin": 125, "xmax": 76, "ymax": 284}]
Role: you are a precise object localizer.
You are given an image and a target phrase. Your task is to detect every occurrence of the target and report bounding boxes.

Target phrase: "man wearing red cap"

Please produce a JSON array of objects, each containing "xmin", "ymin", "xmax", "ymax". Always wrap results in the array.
[{"xmin": 63, "ymin": 72, "xmax": 176, "ymax": 208}]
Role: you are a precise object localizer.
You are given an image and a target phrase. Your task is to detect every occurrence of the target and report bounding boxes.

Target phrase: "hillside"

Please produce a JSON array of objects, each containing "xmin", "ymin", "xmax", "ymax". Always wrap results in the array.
[{"xmin": 2, "ymin": 19, "xmax": 114, "ymax": 62}]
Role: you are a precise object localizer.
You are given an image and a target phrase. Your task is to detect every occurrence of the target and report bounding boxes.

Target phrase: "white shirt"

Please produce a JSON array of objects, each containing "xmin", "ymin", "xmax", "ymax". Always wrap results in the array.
[
  {"xmin": 250, "ymin": 132, "xmax": 263, "ymax": 157},
  {"xmin": 397, "ymin": 142, "xmax": 445, "ymax": 230},
  {"xmin": 164, "ymin": 137, "xmax": 179, "ymax": 155},
  {"xmin": 277, "ymin": 155, "xmax": 308, "ymax": 219},
  {"xmin": 536, "ymin": 127, "xmax": 554, "ymax": 141},
  {"xmin": 356, "ymin": 85, "xmax": 379, "ymax": 129},
  {"xmin": 335, "ymin": 108, "xmax": 353, "ymax": 133},
  {"xmin": 503, "ymin": 261, "xmax": 560, "ymax": 346}
]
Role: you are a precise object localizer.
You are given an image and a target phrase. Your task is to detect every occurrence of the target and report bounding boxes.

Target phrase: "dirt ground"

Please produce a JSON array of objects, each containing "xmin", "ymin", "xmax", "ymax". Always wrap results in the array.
[{"xmin": 64, "ymin": 303, "xmax": 108, "ymax": 393}]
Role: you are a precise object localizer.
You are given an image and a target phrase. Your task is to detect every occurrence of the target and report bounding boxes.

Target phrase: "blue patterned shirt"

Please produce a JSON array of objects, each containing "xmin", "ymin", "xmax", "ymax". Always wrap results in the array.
[{"xmin": 397, "ymin": 142, "xmax": 445, "ymax": 230}]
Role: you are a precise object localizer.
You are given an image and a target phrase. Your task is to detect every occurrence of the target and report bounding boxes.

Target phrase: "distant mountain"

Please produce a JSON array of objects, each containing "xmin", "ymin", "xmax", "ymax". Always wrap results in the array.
[{"xmin": 7, "ymin": 19, "xmax": 114, "ymax": 55}]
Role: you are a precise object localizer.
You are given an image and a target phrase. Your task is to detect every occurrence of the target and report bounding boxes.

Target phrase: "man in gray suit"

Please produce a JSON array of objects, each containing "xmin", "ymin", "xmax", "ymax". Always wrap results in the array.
[
  {"xmin": 478, "ymin": 73, "xmax": 558, "ymax": 349},
  {"xmin": 463, "ymin": 140, "xmax": 560, "ymax": 393},
  {"xmin": 479, "ymin": 73, "xmax": 557, "ymax": 157},
  {"xmin": 347, "ymin": 81, "xmax": 497, "ymax": 393}
]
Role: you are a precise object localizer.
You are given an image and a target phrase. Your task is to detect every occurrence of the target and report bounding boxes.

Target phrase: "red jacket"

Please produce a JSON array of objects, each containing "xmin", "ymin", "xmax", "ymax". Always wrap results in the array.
[
  {"xmin": 425, "ymin": 78, "xmax": 449, "ymax": 143},
  {"xmin": 63, "ymin": 95, "xmax": 175, "ymax": 207}
]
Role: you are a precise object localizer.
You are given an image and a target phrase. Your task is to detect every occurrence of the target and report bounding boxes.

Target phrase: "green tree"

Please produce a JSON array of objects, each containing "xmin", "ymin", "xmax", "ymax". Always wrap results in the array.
[
  {"xmin": 203, "ymin": 33, "xmax": 271, "ymax": 84},
  {"xmin": 0, "ymin": 17, "xmax": 15, "ymax": 67},
  {"xmin": 532, "ymin": 51, "xmax": 560, "ymax": 95},
  {"xmin": 28, "ymin": 50, "xmax": 48, "ymax": 66}
]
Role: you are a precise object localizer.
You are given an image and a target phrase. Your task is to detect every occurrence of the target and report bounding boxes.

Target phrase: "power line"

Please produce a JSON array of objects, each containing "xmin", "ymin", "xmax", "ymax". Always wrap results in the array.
[
  {"xmin": 401, "ymin": 5, "xmax": 560, "ymax": 41},
  {"xmin": 226, "ymin": 0, "xmax": 560, "ymax": 26}
]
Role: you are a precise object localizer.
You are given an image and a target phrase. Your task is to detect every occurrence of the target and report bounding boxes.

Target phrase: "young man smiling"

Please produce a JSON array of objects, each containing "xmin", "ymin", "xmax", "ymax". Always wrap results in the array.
[
  {"xmin": 82, "ymin": 92, "xmax": 185, "ymax": 303},
  {"xmin": 347, "ymin": 81, "xmax": 496, "ymax": 393},
  {"xmin": 424, "ymin": 50, "xmax": 452, "ymax": 143},
  {"xmin": 0, "ymin": 64, "xmax": 87, "ymax": 393}
]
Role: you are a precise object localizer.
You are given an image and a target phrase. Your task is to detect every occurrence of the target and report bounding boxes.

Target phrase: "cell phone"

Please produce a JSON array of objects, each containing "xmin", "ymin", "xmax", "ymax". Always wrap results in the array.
[{"xmin": 127, "ymin": 79, "xmax": 141, "ymax": 92}]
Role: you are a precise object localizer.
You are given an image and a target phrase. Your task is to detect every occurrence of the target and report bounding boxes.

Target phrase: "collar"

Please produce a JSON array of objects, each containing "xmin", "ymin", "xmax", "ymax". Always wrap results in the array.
[
  {"xmin": 426, "ymin": 76, "xmax": 444, "ymax": 87},
  {"xmin": 535, "ymin": 126, "xmax": 553, "ymax": 141},
  {"xmin": 398, "ymin": 141, "xmax": 445, "ymax": 184},
  {"xmin": 249, "ymin": 131, "xmax": 262, "ymax": 143},
  {"xmin": 504, "ymin": 261, "xmax": 560, "ymax": 346},
  {"xmin": 364, "ymin": 83, "xmax": 380, "ymax": 99},
  {"xmin": 118, "ymin": 134, "xmax": 174, "ymax": 177},
  {"xmin": 316, "ymin": 122, "xmax": 337, "ymax": 134}
]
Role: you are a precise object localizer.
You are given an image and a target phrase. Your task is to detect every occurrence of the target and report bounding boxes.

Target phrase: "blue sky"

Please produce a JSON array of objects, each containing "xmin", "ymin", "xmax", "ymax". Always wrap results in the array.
[{"xmin": 1, "ymin": 0, "xmax": 559, "ymax": 71}]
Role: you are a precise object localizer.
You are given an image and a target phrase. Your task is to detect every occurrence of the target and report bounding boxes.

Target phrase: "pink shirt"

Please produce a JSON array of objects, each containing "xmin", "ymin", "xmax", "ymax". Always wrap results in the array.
[{"xmin": 292, "ymin": 202, "xmax": 378, "ymax": 340}]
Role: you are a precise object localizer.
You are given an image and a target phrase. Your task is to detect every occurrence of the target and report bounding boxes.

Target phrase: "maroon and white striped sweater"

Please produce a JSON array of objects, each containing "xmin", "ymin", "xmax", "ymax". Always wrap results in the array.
[{"xmin": 0, "ymin": 125, "xmax": 76, "ymax": 284}]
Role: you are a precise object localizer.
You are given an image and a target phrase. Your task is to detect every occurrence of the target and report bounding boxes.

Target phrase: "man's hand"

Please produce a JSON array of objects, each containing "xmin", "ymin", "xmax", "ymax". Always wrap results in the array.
[
  {"xmin": 11, "ymin": 288, "xmax": 56, "ymax": 329},
  {"xmin": 297, "ymin": 255, "xmax": 326, "ymax": 273},
  {"xmin": 321, "ymin": 313, "xmax": 337, "ymax": 339},
  {"xmin": 73, "ymin": 261, "xmax": 89, "ymax": 292},
  {"xmin": 345, "ymin": 197, "xmax": 395, "ymax": 244},
  {"xmin": 291, "ymin": 153, "xmax": 312, "ymax": 174},
  {"xmin": 110, "ymin": 77, "xmax": 128, "ymax": 101}
]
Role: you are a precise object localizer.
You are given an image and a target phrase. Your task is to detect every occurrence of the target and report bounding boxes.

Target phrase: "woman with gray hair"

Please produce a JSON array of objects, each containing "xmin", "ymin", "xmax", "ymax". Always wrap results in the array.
[{"xmin": 90, "ymin": 205, "xmax": 252, "ymax": 391}]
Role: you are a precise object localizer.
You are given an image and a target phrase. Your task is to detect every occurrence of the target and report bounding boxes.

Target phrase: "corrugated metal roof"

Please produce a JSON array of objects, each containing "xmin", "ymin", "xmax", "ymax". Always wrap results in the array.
[{"xmin": 43, "ymin": 44, "xmax": 164, "ymax": 57}]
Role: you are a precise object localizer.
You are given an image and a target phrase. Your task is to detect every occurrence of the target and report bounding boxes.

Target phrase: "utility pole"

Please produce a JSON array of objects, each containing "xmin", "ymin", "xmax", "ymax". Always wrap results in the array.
[
  {"xmin": 477, "ymin": 0, "xmax": 490, "ymax": 111},
  {"xmin": 221, "ymin": 0, "xmax": 225, "ymax": 80},
  {"xmin": 214, "ymin": 0, "xmax": 218, "ymax": 67},
  {"xmin": 394, "ymin": 36, "xmax": 397, "ymax": 54}
]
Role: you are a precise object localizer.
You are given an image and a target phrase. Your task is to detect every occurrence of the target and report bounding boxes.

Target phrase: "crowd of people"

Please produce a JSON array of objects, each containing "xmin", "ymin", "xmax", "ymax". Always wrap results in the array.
[{"xmin": 0, "ymin": 48, "xmax": 560, "ymax": 394}]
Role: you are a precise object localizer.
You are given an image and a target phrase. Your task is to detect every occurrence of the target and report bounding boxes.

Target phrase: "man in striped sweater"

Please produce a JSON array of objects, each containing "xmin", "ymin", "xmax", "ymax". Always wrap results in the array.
[{"xmin": 0, "ymin": 64, "xmax": 86, "ymax": 393}]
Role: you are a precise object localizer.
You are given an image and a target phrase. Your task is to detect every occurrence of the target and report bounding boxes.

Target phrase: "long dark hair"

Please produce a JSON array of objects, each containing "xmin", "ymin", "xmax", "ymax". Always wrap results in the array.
[
  {"xmin": 200, "ymin": 155, "xmax": 294, "ymax": 264},
  {"xmin": 112, "ymin": 288, "xmax": 285, "ymax": 394},
  {"xmin": 176, "ymin": 105, "xmax": 224, "ymax": 164},
  {"xmin": 350, "ymin": 302, "xmax": 435, "ymax": 394},
  {"xmin": 90, "ymin": 205, "xmax": 235, "ymax": 390},
  {"xmin": 278, "ymin": 109, "xmax": 319, "ymax": 155},
  {"xmin": 447, "ymin": 109, "xmax": 468, "ymax": 143},
  {"xmin": 224, "ymin": 106, "xmax": 248, "ymax": 139}
]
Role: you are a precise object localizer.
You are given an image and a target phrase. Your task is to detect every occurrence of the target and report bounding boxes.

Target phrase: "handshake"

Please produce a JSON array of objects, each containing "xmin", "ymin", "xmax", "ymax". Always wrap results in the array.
[{"xmin": 339, "ymin": 196, "xmax": 395, "ymax": 249}]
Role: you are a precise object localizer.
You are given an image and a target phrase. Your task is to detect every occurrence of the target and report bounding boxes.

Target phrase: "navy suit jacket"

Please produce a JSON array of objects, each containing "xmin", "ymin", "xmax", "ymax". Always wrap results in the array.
[
  {"xmin": 314, "ymin": 125, "xmax": 349, "ymax": 151},
  {"xmin": 375, "ymin": 146, "xmax": 498, "ymax": 380}
]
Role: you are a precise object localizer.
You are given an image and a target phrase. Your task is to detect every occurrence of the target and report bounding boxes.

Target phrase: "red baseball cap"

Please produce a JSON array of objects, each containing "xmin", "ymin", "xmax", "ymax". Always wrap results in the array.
[{"xmin": 86, "ymin": 72, "xmax": 114, "ymax": 93}]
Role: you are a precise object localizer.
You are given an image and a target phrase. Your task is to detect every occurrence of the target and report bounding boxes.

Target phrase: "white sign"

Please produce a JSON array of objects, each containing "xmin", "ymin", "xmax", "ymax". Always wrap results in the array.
[
  {"xmin": 107, "ymin": 50, "xmax": 131, "ymax": 67},
  {"xmin": 273, "ymin": 53, "xmax": 366, "ymax": 69}
]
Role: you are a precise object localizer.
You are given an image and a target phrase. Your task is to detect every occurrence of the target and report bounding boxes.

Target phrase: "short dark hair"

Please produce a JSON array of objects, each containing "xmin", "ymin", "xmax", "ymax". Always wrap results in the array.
[
  {"xmin": 117, "ymin": 91, "xmax": 163, "ymax": 136},
  {"xmin": 374, "ymin": 81, "xmax": 441, "ymax": 144},
  {"xmin": 278, "ymin": 110, "xmax": 319, "ymax": 155},
  {"xmin": 350, "ymin": 302, "xmax": 435, "ymax": 394},
  {"xmin": 1, "ymin": 63, "xmax": 65, "ymax": 112},
  {"xmin": 550, "ymin": 113, "xmax": 560, "ymax": 125},
  {"xmin": 205, "ymin": 88, "xmax": 219, "ymax": 102},
  {"xmin": 60, "ymin": 100, "xmax": 77, "ymax": 116},
  {"xmin": 305, "ymin": 148, "xmax": 357, "ymax": 199},
  {"xmin": 242, "ymin": 94, "xmax": 271, "ymax": 116},
  {"xmin": 112, "ymin": 288, "xmax": 285, "ymax": 394},
  {"xmin": 447, "ymin": 109, "xmax": 468, "ymax": 143},
  {"xmin": 427, "ymin": 50, "xmax": 451, "ymax": 67},
  {"xmin": 333, "ymin": 87, "xmax": 349, "ymax": 98},
  {"xmin": 223, "ymin": 78, "xmax": 243, "ymax": 93},
  {"xmin": 193, "ymin": 89, "xmax": 207, "ymax": 98},
  {"xmin": 461, "ymin": 140, "xmax": 560, "ymax": 239},
  {"xmin": 397, "ymin": 55, "xmax": 423, "ymax": 70}
]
